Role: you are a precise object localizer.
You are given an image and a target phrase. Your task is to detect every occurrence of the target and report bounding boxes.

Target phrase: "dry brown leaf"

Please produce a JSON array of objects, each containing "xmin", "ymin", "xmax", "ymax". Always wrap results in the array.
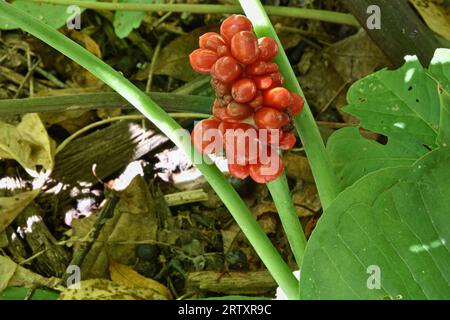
[
  {"xmin": 0, "ymin": 114, "xmax": 55, "ymax": 170},
  {"xmin": 67, "ymin": 30, "xmax": 102, "ymax": 58},
  {"xmin": 0, "ymin": 255, "xmax": 60, "ymax": 292},
  {"xmin": 283, "ymin": 152, "xmax": 314, "ymax": 183},
  {"xmin": 153, "ymin": 26, "xmax": 212, "ymax": 82},
  {"xmin": 59, "ymin": 279, "xmax": 166, "ymax": 300},
  {"xmin": 109, "ymin": 261, "xmax": 172, "ymax": 299},
  {"xmin": 292, "ymin": 183, "xmax": 321, "ymax": 216},
  {"xmin": 71, "ymin": 175, "xmax": 159, "ymax": 279},
  {"xmin": 0, "ymin": 189, "xmax": 40, "ymax": 233},
  {"xmin": 0, "ymin": 231, "xmax": 8, "ymax": 248},
  {"xmin": 410, "ymin": 0, "xmax": 450, "ymax": 40},
  {"xmin": 0, "ymin": 255, "xmax": 17, "ymax": 292},
  {"xmin": 326, "ymin": 29, "xmax": 389, "ymax": 84}
]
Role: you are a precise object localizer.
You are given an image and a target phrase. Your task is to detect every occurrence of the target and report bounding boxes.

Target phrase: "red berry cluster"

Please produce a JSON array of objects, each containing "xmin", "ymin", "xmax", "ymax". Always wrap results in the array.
[{"xmin": 189, "ymin": 15, "xmax": 304, "ymax": 183}]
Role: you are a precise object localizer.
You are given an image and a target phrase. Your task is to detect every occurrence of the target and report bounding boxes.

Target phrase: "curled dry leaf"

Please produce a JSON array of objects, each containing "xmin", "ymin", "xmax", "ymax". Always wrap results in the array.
[
  {"xmin": 0, "ymin": 189, "xmax": 40, "ymax": 233},
  {"xmin": 0, "ymin": 114, "xmax": 55, "ymax": 170},
  {"xmin": 410, "ymin": 0, "xmax": 450, "ymax": 41},
  {"xmin": 0, "ymin": 255, "xmax": 60, "ymax": 292},
  {"xmin": 110, "ymin": 261, "xmax": 172, "ymax": 300},
  {"xmin": 283, "ymin": 152, "xmax": 314, "ymax": 183},
  {"xmin": 59, "ymin": 279, "xmax": 166, "ymax": 300}
]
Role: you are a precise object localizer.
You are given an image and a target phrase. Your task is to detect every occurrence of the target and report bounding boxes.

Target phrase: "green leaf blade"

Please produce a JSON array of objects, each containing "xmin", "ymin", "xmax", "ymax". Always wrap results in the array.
[
  {"xmin": 300, "ymin": 149, "xmax": 450, "ymax": 300},
  {"xmin": 429, "ymin": 48, "xmax": 450, "ymax": 92},
  {"xmin": 113, "ymin": 0, "xmax": 153, "ymax": 39},
  {"xmin": 0, "ymin": 0, "xmax": 93, "ymax": 30},
  {"xmin": 345, "ymin": 57, "xmax": 440, "ymax": 147},
  {"xmin": 327, "ymin": 127, "xmax": 427, "ymax": 188}
]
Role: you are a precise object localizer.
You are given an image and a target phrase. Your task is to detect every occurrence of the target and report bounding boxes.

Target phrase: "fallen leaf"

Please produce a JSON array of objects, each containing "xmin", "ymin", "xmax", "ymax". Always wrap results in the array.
[
  {"xmin": 0, "ymin": 189, "xmax": 40, "ymax": 233},
  {"xmin": 283, "ymin": 152, "xmax": 314, "ymax": 183},
  {"xmin": 0, "ymin": 231, "xmax": 7, "ymax": 248},
  {"xmin": 0, "ymin": 114, "xmax": 55, "ymax": 170},
  {"xmin": 0, "ymin": 255, "xmax": 60, "ymax": 292},
  {"xmin": 71, "ymin": 176, "xmax": 159, "ymax": 279},
  {"xmin": 292, "ymin": 183, "xmax": 321, "ymax": 216},
  {"xmin": 278, "ymin": 32, "xmax": 302, "ymax": 50},
  {"xmin": 59, "ymin": 279, "xmax": 166, "ymax": 300},
  {"xmin": 110, "ymin": 261, "xmax": 172, "ymax": 299},
  {"xmin": 326, "ymin": 29, "xmax": 389, "ymax": 83},
  {"xmin": 154, "ymin": 26, "xmax": 213, "ymax": 81},
  {"xmin": 0, "ymin": 255, "xmax": 17, "ymax": 292},
  {"xmin": 66, "ymin": 30, "xmax": 102, "ymax": 58},
  {"xmin": 410, "ymin": 0, "xmax": 450, "ymax": 40},
  {"xmin": 113, "ymin": 0, "xmax": 149, "ymax": 39}
]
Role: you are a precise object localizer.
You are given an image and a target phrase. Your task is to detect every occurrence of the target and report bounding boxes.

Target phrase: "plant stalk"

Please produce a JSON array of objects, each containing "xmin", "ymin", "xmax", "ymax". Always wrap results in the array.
[
  {"xmin": 240, "ymin": 0, "xmax": 341, "ymax": 210},
  {"xmin": 0, "ymin": 1, "xmax": 299, "ymax": 299},
  {"xmin": 0, "ymin": 92, "xmax": 214, "ymax": 114},
  {"xmin": 267, "ymin": 174, "xmax": 307, "ymax": 266},
  {"xmin": 33, "ymin": 0, "xmax": 359, "ymax": 26}
]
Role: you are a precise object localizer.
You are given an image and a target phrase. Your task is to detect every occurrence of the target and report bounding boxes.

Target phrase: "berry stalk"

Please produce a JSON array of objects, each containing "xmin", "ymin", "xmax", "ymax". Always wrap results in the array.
[
  {"xmin": 240, "ymin": 0, "xmax": 341, "ymax": 209},
  {"xmin": 0, "ymin": 2, "xmax": 299, "ymax": 299}
]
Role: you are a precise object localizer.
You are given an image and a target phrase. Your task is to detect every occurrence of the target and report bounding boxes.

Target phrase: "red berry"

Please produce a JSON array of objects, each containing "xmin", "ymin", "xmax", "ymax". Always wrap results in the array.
[
  {"xmin": 258, "ymin": 37, "xmax": 278, "ymax": 61},
  {"xmin": 269, "ymin": 72, "xmax": 284, "ymax": 88},
  {"xmin": 226, "ymin": 101, "xmax": 253, "ymax": 120},
  {"xmin": 224, "ymin": 123, "xmax": 259, "ymax": 165},
  {"xmin": 265, "ymin": 62, "xmax": 279, "ymax": 73},
  {"xmin": 263, "ymin": 87, "xmax": 293, "ymax": 110},
  {"xmin": 228, "ymin": 163, "xmax": 250, "ymax": 180},
  {"xmin": 199, "ymin": 32, "xmax": 226, "ymax": 52},
  {"xmin": 260, "ymin": 128, "xmax": 282, "ymax": 147},
  {"xmin": 279, "ymin": 131, "xmax": 297, "ymax": 150},
  {"xmin": 217, "ymin": 45, "xmax": 230, "ymax": 57},
  {"xmin": 253, "ymin": 75, "xmax": 273, "ymax": 90},
  {"xmin": 288, "ymin": 93, "xmax": 304, "ymax": 116},
  {"xmin": 211, "ymin": 78, "xmax": 231, "ymax": 96},
  {"xmin": 220, "ymin": 15, "xmax": 253, "ymax": 43},
  {"xmin": 245, "ymin": 60, "xmax": 268, "ymax": 76},
  {"xmin": 248, "ymin": 91, "xmax": 263, "ymax": 109},
  {"xmin": 249, "ymin": 148, "xmax": 283, "ymax": 183},
  {"xmin": 211, "ymin": 56, "xmax": 242, "ymax": 83},
  {"xmin": 189, "ymin": 49, "xmax": 218, "ymax": 74},
  {"xmin": 213, "ymin": 100, "xmax": 241, "ymax": 123},
  {"xmin": 191, "ymin": 118, "xmax": 223, "ymax": 154},
  {"xmin": 232, "ymin": 78, "xmax": 257, "ymax": 103},
  {"xmin": 254, "ymin": 107, "xmax": 290, "ymax": 129},
  {"xmin": 230, "ymin": 31, "xmax": 260, "ymax": 64}
]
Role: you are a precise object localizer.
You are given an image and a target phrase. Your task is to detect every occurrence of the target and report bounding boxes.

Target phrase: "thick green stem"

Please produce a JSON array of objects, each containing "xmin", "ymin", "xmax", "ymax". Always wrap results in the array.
[
  {"xmin": 0, "ymin": 1, "xmax": 299, "ymax": 299},
  {"xmin": 240, "ymin": 0, "xmax": 341, "ymax": 210},
  {"xmin": 267, "ymin": 174, "xmax": 307, "ymax": 266},
  {"xmin": 34, "ymin": 0, "xmax": 359, "ymax": 26}
]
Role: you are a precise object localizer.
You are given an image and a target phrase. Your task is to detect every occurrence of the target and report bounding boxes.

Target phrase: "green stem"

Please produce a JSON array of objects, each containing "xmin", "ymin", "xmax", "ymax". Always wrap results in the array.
[
  {"xmin": 267, "ymin": 174, "xmax": 307, "ymax": 266},
  {"xmin": 240, "ymin": 0, "xmax": 341, "ymax": 210},
  {"xmin": 33, "ymin": 0, "xmax": 359, "ymax": 27},
  {"xmin": 0, "ymin": 1, "xmax": 299, "ymax": 299}
]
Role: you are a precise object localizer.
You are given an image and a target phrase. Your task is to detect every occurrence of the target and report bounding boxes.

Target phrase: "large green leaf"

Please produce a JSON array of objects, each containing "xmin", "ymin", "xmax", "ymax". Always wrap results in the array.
[
  {"xmin": 328, "ymin": 49, "xmax": 450, "ymax": 188},
  {"xmin": 326, "ymin": 127, "xmax": 427, "ymax": 188},
  {"xmin": 438, "ymin": 91, "xmax": 450, "ymax": 147},
  {"xmin": 0, "ymin": 287, "xmax": 59, "ymax": 300},
  {"xmin": 429, "ymin": 48, "xmax": 450, "ymax": 92},
  {"xmin": 113, "ymin": 0, "xmax": 155, "ymax": 39},
  {"xmin": 0, "ymin": 0, "xmax": 93, "ymax": 30},
  {"xmin": 300, "ymin": 147, "xmax": 450, "ymax": 299},
  {"xmin": 344, "ymin": 56, "xmax": 440, "ymax": 147}
]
